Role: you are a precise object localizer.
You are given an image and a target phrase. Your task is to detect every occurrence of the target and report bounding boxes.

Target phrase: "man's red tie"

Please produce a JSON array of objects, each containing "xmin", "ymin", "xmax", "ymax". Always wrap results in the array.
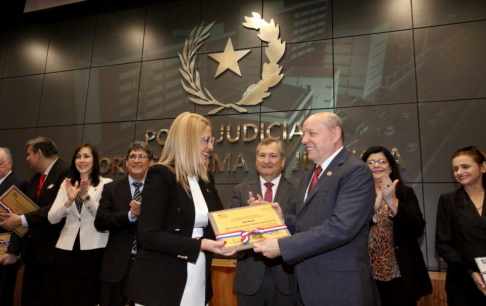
[
  {"xmin": 35, "ymin": 174, "xmax": 46, "ymax": 202},
  {"xmin": 264, "ymin": 182, "xmax": 274, "ymax": 202},
  {"xmin": 308, "ymin": 166, "xmax": 322, "ymax": 193}
]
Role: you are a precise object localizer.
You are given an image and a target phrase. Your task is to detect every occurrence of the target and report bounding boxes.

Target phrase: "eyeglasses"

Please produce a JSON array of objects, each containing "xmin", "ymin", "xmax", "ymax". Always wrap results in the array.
[
  {"xmin": 128, "ymin": 154, "xmax": 149, "ymax": 160},
  {"xmin": 201, "ymin": 136, "xmax": 215, "ymax": 145},
  {"xmin": 366, "ymin": 159, "xmax": 388, "ymax": 166}
]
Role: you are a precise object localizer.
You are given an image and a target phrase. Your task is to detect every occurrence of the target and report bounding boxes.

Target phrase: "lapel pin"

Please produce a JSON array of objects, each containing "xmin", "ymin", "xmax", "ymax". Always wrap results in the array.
[
  {"xmin": 327, "ymin": 171, "xmax": 332, "ymax": 176},
  {"xmin": 207, "ymin": 188, "xmax": 210, "ymax": 193},
  {"xmin": 47, "ymin": 184, "xmax": 54, "ymax": 189}
]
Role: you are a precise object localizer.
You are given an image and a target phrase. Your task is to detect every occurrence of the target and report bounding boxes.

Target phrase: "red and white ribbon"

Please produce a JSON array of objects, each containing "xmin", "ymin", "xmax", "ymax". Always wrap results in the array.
[{"xmin": 216, "ymin": 225, "xmax": 287, "ymax": 244}]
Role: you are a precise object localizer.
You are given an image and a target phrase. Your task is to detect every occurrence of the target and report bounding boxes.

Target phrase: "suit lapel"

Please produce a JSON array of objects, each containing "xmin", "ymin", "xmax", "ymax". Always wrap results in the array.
[
  {"xmin": 121, "ymin": 177, "xmax": 133, "ymax": 210},
  {"xmin": 299, "ymin": 149, "xmax": 349, "ymax": 212},
  {"xmin": 198, "ymin": 178, "xmax": 214, "ymax": 212},
  {"xmin": 296, "ymin": 169, "xmax": 313, "ymax": 213},
  {"xmin": 38, "ymin": 160, "xmax": 62, "ymax": 203},
  {"xmin": 0, "ymin": 173, "xmax": 13, "ymax": 195},
  {"xmin": 28, "ymin": 173, "xmax": 41, "ymax": 202},
  {"xmin": 456, "ymin": 188, "xmax": 486, "ymax": 229},
  {"xmin": 274, "ymin": 176, "xmax": 289, "ymax": 205}
]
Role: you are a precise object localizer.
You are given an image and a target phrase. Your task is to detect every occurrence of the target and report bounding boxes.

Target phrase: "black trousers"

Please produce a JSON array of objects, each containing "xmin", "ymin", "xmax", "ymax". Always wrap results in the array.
[
  {"xmin": 21, "ymin": 239, "xmax": 57, "ymax": 306},
  {"xmin": 237, "ymin": 268, "xmax": 294, "ymax": 306},
  {"xmin": 100, "ymin": 257, "xmax": 135, "ymax": 306},
  {"xmin": 375, "ymin": 278, "xmax": 418, "ymax": 306},
  {"xmin": 0, "ymin": 261, "xmax": 18, "ymax": 306},
  {"xmin": 447, "ymin": 288, "xmax": 486, "ymax": 306}
]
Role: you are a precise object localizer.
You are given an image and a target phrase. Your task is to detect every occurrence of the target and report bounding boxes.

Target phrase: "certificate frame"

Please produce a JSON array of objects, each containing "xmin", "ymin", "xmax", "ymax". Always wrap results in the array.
[
  {"xmin": 208, "ymin": 204, "xmax": 290, "ymax": 254},
  {"xmin": 475, "ymin": 257, "xmax": 486, "ymax": 283},
  {"xmin": 0, "ymin": 185, "xmax": 39, "ymax": 237},
  {"xmin": 0, "ymin": 232, "xmax": 11, "ymax": 257}
]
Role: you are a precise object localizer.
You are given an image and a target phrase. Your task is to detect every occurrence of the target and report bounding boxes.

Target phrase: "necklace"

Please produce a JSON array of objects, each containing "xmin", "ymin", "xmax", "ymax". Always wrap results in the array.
[{"xmin": 477, "ymin": 205, "xmax": 483, "ymax": 210}]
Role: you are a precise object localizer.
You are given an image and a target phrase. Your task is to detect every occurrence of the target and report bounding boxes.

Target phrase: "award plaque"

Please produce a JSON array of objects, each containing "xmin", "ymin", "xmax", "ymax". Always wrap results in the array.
[
  {"xmin": 208, "ymin": 204, "xmax": 290, "ymax": 254},
  {"xmin": 0, "ymin": 185, "xmax": 39, "ymax": 237},
  {"xmin": 0, "ymin": 232, "xmax": 11, "ymax": 257}
]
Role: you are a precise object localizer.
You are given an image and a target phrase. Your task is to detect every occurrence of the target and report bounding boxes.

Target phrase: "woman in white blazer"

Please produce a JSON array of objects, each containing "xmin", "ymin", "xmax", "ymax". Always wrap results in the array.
[{"xmin": 48, "ymin": 143, "xmax": 112, "ymax": 306}]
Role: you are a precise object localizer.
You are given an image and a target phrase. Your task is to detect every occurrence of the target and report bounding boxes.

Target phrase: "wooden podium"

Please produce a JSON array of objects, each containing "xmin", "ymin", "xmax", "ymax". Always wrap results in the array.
[{"xmin": 209, "ymin": 259, "xmax": 448, "ymax": 306}]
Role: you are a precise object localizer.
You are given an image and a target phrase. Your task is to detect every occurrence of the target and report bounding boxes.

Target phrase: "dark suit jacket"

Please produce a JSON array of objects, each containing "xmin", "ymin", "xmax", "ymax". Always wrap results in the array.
[
  {"xmin": 95, "ymin": 176, "xmax": 136, "ymax": 283},
  {"xmin": 278, "ymin": 149, "xmax": 380, "ymax": 306},
  {"xmin": 436, "ymin": 187, "xmax": 486, "ymax": 294},
  {"xmin": 390, "ymin": 185, "xmax": 432, "ymax": 298},
  {"xmin": 229, "ymin": 176, "xmax": 296, "ymax": 296},
  {"xmin": 24, "ymin": 159, "xmax": 71, "ymax": 264},
  {"xmin": 125, "ymin": 164, "xmax": 223, "ymax": 306},
  {"xmin": 0, "ymin": 172, "xmax": 28, "ymax": 256}
]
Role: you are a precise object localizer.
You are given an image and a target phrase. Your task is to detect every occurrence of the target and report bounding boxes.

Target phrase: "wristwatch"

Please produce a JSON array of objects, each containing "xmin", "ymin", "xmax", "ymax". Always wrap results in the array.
[{"xmin": 82, "ymin": 195, "xmax": 90, "ymax": 202}]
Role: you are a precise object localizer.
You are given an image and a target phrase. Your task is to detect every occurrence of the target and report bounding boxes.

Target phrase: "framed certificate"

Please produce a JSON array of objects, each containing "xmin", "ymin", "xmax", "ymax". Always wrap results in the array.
[
  {"xmin": 475, "ymin": 257, "xmax": 486, "ymax": 283},
  {"xmin": 0, "ymin": 185, "xmax": 39, "ymax": 237},
  {"xmin": 208, "ymin": 204, "xmax": 290, "ymax": 254},
  {"xmin": 0, "ymin": 232, "xmax": 11, "ymax": 257}
]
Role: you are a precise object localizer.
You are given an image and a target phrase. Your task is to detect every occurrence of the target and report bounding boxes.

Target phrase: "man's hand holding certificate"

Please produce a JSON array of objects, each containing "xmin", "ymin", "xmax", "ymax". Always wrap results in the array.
[
  {"xmin": 208, "ymin": 203, "xmax": 290, "ymax": 254},
  {"xmin": 0, "ymin": 185, "xmax": 39, "ymax": 237}
]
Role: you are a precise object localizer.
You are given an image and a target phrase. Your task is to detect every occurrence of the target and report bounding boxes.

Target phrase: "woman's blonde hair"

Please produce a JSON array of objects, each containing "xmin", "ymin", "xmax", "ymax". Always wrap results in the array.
[{"xmin": 158, "ymin": 112, "xmax": 211, "ymax": 194}]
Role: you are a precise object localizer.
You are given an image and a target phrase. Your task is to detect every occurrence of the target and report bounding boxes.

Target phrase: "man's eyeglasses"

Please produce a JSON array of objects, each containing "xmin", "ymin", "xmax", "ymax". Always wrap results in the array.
[
  {"xmin": 201, "ymin": 136, "xmax": 215, "ymax": 145},
  {"xmin": 366, "ymin": 159, "xmax": 388, "ymax": 166},
  {"xmin": 128, "ymin": 154, "xmax": 149, "ymax": 160}
]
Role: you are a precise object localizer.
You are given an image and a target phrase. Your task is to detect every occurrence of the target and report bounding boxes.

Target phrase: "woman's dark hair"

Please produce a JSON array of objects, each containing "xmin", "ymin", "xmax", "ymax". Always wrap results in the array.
[
  {"xmin": 452, "ymin": 146, "xmax": 486, "ymax": 188},
  {"xmin": 70, "ymin": 143, "xmax": 100, "ymax": 187},
  {"xmin": 361, "ymin": 146, "xmax": 404, "ymax": 188}
]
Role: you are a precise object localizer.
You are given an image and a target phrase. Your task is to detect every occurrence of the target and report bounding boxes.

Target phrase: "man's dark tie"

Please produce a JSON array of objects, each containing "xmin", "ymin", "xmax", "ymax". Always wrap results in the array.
[
  {"xmin": 75, "ymin": 195, "xmax": 84, "ymax": 213},
  {"xmin": 308, "ymin": 166, "xmax": 322, "ymax": 193},
  {"xmin": 35, "ymin": 174, "xmax": 46, "ymax": 202},
  {"xmin": 132, "ymin": 182, "xmax": 143, "ymax": 253},
  {"xmin": 264, "ymin": 182, "xmax": 274, "ymax": 203}
]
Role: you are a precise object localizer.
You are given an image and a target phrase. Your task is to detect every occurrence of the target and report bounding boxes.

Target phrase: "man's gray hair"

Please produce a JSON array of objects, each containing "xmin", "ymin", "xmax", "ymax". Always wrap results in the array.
[
  {"xmin": 0, "ymin": 147, "xmax": 12, "ymax": 161},
  {"xmin": 256, "ymin": 138, "xmax": 286, "ymax": 158}
]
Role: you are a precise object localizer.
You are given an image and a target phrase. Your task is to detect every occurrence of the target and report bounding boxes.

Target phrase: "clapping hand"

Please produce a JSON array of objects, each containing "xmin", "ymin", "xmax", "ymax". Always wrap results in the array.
[
  {"xmin": 130, "ymin": 200, "xmax": 141, "ymax": 219},
  {"xmin": 380, "ymin": 176, "xmax": 399, "ymax": 217}
]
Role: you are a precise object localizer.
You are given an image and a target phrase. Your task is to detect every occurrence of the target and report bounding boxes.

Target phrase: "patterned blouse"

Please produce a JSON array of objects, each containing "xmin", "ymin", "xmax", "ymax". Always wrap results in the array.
[{"xmin": 368, "ymin": 202, "xmax": 401, "ymax": 281}]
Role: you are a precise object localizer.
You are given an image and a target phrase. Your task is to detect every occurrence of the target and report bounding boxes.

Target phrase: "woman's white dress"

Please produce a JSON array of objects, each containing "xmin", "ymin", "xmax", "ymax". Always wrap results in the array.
[{"xmin": 180, "ymin": 176, "xmax": 209, "ymax": 306}]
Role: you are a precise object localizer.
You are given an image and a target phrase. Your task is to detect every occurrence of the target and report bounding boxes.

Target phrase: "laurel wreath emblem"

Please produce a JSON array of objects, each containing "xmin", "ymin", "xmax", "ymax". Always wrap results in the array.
[{"xmin": 178, "ymin": 12, "xmax": 286, "ymax": 115}]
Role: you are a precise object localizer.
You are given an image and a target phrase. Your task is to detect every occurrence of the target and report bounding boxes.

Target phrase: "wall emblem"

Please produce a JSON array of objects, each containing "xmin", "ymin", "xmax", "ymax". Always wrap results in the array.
[{"xmin": 179, "ymin": 12, "xmax": 286, "ymax": 115}]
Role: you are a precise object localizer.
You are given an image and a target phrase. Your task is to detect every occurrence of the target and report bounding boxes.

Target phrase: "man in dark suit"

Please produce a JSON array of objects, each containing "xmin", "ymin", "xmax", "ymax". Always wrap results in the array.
[
  {"xmin": 95, "ymin": 141, "xmax": 153, "ymax": 306},
  {"xmin": 254, "ymin": 112, "xmax": 379, "ymax": 306},
  {"xmin": 228, "ymin": 138, "xmax": 296, "ymax": 306},
  {"xmin": 0, "ymin": 147, "xmax": 28, "ymax": 306},
  {"xmin": 0, "ymin": 137, "xmax": 70, "ymax": 306}
]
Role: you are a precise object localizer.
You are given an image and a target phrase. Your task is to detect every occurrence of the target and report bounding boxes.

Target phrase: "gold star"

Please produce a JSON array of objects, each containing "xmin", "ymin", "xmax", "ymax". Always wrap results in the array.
[{"xmin": 208, "ymin": 38, "xmax": 251, "ymax": 78}]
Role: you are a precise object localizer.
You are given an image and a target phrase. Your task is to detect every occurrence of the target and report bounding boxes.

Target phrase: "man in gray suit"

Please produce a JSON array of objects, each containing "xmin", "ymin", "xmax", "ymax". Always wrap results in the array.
[
  {"xmin": 229, "ymin": 138, "xmax": 296, "ymax": 306},
  {"xmin": 254, "ymin": 112, "xmax": 379, "ymax": 306}
]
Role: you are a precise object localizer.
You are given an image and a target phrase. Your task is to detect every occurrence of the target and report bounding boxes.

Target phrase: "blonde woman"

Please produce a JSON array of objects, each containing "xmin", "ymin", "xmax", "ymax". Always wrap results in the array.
[{"xmin": 125, "ymin": 112, "xmax": 232, "ymax": 306}]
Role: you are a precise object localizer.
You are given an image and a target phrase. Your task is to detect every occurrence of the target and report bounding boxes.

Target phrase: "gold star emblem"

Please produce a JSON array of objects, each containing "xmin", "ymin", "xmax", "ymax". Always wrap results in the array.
[{"xmin": 208, "ymin": 38, "xmax": 251, "ymax": 78}]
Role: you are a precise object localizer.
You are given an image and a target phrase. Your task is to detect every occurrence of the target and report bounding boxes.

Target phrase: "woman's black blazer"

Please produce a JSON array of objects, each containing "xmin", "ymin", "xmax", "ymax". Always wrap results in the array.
[
  {"xmin": 125, "ymin": 164, "xmax": 223, "ymax": 306},
  {"xmin": 391, "ymin": 185, "xmax": 432, "ymax": 298},
  {"xmin": 436, "ymin": 187, "xmax": 486, "ymax": 294}
]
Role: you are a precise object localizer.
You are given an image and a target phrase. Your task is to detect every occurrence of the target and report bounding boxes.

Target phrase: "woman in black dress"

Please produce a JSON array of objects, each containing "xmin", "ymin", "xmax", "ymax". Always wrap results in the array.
[{"xmin": 436, "ymin": 146, "xmax": 486, "ymax": 305}]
